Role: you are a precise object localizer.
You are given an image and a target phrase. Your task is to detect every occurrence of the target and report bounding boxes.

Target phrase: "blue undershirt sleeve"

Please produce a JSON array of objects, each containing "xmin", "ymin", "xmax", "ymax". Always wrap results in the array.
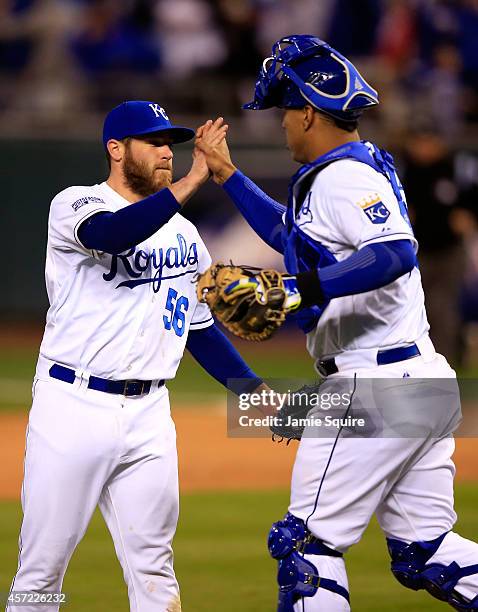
[
  {"xmin": 296, "ymin": 240, "xmax": 417, "ymax": 307},
  {"xmin": 223, "ymin": 170, "xmax": 286, "ymax": 254},
  {"xmin": 319, "ymin": 240, "xmax": 417, "ymax": 299},
  {"xmin": 186, "ymin": 323, "xmax": 262, "ymax": 395},
  {"xmin": 77, "ymin": 188, "xmax": 180, "ymax": 254}
]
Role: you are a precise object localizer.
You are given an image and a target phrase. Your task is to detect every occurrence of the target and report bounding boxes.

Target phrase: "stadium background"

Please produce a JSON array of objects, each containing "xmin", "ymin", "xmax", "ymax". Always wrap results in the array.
[{"xmin": 1, "ymin": 1, "xmax": 478, "ymax": 610}]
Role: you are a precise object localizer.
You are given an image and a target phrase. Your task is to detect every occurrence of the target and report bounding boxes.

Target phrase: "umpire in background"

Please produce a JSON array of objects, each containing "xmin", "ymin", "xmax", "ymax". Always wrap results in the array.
[{"xmin": 401, "ymin": 126, "xmax": 468, "ymax": 364}]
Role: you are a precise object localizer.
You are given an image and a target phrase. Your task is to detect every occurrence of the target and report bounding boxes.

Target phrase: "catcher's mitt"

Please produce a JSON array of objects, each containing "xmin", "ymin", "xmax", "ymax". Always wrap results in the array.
[
  {"xmin": 196, "ymin": 263, "xmax": 297, "ymax": 341},
  {"xmin": 270, "ymin": 383, "xmax": 323, "ymax": 443}
]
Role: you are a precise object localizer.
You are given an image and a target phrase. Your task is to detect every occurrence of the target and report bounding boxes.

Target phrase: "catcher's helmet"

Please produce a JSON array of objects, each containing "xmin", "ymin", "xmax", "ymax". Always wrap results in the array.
[{"xmin": 244, "ymin": 35, "xmax": 379, "ymax": 122}]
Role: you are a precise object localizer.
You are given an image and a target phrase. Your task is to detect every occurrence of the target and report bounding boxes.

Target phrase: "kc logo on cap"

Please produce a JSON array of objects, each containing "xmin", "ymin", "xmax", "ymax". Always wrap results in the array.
[
  {"xmin": 148, "ymin": 103, "xmax": 169, "ymax": 121},
  {"xmin": 103, "ymin": 100, "xmax": 194, "ymax": 148}
]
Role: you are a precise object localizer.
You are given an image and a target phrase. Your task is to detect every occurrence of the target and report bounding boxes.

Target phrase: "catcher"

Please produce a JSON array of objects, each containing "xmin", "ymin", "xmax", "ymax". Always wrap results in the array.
[{"xmin": 196, "ymin": 36, "xmax": 478, "ymax": 612}]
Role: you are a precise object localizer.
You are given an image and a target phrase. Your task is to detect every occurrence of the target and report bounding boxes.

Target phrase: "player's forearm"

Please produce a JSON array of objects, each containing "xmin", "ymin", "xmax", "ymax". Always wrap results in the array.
[
  {"xmin": 78, "ymin": 188, "xmax": 180, "ymax": 254},
  {"xmin": 169, "ymin": 173, "xmax": 205, "ymax": 206},
  {"xmin": 210, "ymin": 160, "xmax": 237, "ymax": 186},
  {"xmin": 223, "ymin": 170, "xmax": 286, "ymax": 254},
  {"xmin": 295, "ymin": 239, "xmax": 417, "ymax": 307},
  {"xmin": 186, "ymin": 323, "xmax": 262, "ymax": 395}
]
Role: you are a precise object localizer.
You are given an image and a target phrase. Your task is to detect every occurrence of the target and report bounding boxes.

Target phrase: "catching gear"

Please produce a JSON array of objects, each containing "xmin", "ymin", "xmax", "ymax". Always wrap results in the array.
[
  {"xmin": 244, "ymin": 34, "xmax": 378, "ymax": 122},
  {"xmin": 196, "ymin": 263, "xmax": 301, "ymax": 341},
  {"xmin": 388, "ymin": 535, "xmax": 478, "ymax": 611},
  {"xmin": 270, "ymin": 382, "xmax": 323, "ymax": 442},
  {"xmin": 269, "ymin": 513, "xmax": 350, "ymax": 610}
]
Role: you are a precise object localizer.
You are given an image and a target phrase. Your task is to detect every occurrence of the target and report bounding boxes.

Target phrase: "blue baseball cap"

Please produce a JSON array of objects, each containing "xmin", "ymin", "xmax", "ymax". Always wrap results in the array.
[{"xmin": 103, "ymin": 100, "xmax": 195, "ymax": 148}]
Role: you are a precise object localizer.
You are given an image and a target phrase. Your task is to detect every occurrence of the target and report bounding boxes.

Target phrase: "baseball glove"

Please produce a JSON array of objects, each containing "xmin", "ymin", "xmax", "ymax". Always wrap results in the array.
[
  {"xmin": 196, "ymin": 263, "xmax": 297, "ymax": 341},
  {"xmin": 270, "ymin": 383, "xmax": 323, "ymax": 443}
]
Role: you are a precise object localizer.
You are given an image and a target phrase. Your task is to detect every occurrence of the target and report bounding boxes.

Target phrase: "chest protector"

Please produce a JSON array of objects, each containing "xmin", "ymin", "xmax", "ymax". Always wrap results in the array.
[{"xmin": 283, "ymin": 140, "xmax": 411, "ymax": 333}]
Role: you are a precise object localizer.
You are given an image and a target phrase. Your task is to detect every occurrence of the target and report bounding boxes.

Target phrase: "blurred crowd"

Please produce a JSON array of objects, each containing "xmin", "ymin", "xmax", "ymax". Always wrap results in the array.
[{"xmin": 0, "ymin": 0, "xmax": 478, "ymax": 139}]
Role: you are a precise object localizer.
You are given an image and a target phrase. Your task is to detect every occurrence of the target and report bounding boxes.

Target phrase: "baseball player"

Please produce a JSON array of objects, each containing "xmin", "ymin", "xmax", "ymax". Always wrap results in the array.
[
  {"xmin": 7, "ymin": 101, "xmax": 263, "ymax": 612},
  {"xmin": 196, "ymin": 36, "xmax": 478, "ymax": 611}
]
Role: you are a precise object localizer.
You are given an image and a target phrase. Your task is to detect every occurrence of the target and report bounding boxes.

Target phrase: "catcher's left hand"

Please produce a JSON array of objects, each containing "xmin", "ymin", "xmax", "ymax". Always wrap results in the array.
[{"xmin": 196, "ymin": 263, "xmax": 301, "ymax": 341}]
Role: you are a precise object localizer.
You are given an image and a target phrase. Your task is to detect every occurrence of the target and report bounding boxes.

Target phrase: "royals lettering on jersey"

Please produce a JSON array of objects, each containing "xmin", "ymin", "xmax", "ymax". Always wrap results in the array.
[
  {"xmin": 103, "ymin": 233, "xmax": 199, "ymax": 292},
  {"xmin": 39, "ymin": 182, "xmax": 213, "ymax": 381}
]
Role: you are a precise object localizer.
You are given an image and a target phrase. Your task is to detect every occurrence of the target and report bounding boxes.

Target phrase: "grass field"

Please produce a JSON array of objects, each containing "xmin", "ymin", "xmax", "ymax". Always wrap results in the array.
[{"xmin": 1, "ymin": 486, "xmax": 477, "ymax": 611}]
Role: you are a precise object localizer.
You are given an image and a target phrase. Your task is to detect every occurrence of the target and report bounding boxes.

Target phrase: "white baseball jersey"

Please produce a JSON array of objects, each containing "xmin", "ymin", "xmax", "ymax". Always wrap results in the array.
[
  {"xmin": 293, "ymin": 158, "xmax": 429, "ymax": 360},
  {"xmin": 38, "ymin": 182, "xmax": 213, "ymax": 381}
]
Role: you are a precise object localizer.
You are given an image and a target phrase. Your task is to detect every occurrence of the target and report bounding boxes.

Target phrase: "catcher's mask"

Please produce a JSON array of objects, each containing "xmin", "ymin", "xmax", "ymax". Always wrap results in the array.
[{"xmin": 243, "ymin": 34, "xmax": 379, "ymax": 122}]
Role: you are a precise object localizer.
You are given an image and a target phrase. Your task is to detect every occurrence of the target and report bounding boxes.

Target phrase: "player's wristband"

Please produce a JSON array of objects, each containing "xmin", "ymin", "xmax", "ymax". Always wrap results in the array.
[
  {"xmin": 225, "ymin": 274, "xmax": 303, "ymax": 312},
  {"xmin": 282, "ymin": 276, "xmax": 304, "ymax": 311}
]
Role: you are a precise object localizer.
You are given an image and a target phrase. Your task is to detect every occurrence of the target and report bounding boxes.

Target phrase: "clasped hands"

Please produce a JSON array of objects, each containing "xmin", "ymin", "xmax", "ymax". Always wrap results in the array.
[{"xmin": 193, "ymin": 117, "xmax": 237, "ymax": 186}]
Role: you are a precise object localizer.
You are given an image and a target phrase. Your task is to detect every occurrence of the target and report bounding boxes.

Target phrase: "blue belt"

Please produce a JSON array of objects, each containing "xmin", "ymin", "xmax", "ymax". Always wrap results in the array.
[
  {"xmin": 49, "ymin": 364, "xmax": 164, "ymax": 397},
  {"xmin": 317, "ymin": 343, "xmax": 421, "ymax": 376}
]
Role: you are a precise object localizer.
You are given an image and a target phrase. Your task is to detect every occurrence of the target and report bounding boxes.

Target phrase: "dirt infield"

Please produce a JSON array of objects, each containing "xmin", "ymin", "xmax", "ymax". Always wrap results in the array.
[
  {"xmin": 0, "ymin": 407, "xmax": 297, "ymax": 500},
  {"xmin": 1, "ymin": 408, "xmax": 477, "ymax": 501}
]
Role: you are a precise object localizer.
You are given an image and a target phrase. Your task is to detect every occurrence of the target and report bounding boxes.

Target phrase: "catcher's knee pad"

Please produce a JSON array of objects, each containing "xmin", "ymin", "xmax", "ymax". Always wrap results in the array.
[
  {"xmin": 269, "ymin": 513, "xmax": 350, "ymax": 610},
  {"xmin": 268, "ymin": 512, "xmax": 307, "ymax": 560},
  {"xmin": 387, "ymin": 534, "xmax": 478, "ymax": 611}
]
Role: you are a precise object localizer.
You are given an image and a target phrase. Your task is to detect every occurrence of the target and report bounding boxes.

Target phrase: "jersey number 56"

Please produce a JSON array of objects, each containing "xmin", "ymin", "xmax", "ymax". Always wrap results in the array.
[{"xmin": 163, "ymin": 288, "xmax": 189, "ymax": 337}]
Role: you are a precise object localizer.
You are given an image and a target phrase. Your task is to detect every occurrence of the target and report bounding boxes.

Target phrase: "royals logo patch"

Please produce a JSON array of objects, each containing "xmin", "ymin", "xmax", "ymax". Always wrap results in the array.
[{"xmin": 359, "ymin": 194, "xmax": 390, "ymax": 224}]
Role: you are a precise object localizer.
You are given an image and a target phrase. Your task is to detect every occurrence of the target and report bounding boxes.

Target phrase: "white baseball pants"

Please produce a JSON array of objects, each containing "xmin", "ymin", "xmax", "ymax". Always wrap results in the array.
[
  {"xmin": 8, "ymin": 374, "xmax": 181, "ymax": 612},
  {"xmin": 288, "ymin": 352, "xmax": 478, "ymax": 611}
]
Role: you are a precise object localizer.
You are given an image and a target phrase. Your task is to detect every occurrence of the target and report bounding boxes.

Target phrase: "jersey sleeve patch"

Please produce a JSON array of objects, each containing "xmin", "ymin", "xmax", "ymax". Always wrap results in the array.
[
  {"xmin": 359, "ymin": 194, "xmax": 390, "ymax": 225},
  {"xmin": 72, "ymin": 195, "xmax": 105, "ymax": 212}
]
